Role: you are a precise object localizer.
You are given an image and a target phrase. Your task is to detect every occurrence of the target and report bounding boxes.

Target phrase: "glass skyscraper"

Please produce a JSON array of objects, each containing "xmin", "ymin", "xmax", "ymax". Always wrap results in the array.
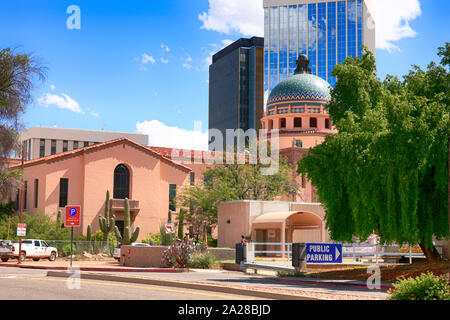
[{"xmin": 263, "ymin": 0, "xmax": 375, "ymax": 96}]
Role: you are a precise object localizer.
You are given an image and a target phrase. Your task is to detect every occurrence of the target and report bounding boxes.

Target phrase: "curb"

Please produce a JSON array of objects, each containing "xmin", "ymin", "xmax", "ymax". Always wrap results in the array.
[
  {"xmin": 46, "ymin": 271, "xmax": 318, "ymax": 300},
  {"xmin": 275, "ymin": 277, "xmax": 394, "ymax": 291},
  {"xmin": 0, "ymin": 263, "xmax": 186, "ymax": 273}
]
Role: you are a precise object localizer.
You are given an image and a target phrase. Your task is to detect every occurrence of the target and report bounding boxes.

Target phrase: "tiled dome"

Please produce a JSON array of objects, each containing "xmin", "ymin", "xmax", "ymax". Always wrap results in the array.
[{"xmin": 266, "ymin": 72, "xmax": 331, "ymax": 110}]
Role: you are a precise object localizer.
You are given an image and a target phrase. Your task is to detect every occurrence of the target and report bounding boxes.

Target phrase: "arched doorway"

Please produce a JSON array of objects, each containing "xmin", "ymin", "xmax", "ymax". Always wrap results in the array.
[{"xmin": 113, "ymin": 164, "xmax": 130, "ymax": 199}]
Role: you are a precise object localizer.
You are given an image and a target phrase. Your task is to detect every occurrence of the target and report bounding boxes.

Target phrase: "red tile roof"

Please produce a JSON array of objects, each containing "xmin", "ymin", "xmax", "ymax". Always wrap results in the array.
[{"xmin": 11, "ymin": 138, "xmax": 192, "ymax": 172}]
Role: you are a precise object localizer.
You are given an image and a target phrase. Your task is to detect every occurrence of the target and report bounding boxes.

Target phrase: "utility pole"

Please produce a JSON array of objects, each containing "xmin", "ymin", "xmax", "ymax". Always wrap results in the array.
[{"xmin": 17, "ymin": 147, "xmax": 24, "ymax": 265}]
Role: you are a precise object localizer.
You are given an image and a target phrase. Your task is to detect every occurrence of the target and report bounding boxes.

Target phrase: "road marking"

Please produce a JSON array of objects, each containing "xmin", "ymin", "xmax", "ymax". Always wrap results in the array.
[{"xmin": 17, "ymin": 276, "xmax": 258, "ymax": 300}]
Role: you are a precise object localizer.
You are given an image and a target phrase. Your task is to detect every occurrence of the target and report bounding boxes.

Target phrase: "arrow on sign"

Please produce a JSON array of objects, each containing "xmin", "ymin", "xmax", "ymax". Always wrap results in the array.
[{"xmin": 335, "ymin": 247, "xmax": 341, "ymax": 260}]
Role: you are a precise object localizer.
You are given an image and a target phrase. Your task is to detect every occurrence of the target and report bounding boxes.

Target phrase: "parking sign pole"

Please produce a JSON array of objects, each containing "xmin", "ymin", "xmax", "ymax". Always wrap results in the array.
[{"xmin": 70, "ymin": 226, "xmax": 74, "ymax": 270}]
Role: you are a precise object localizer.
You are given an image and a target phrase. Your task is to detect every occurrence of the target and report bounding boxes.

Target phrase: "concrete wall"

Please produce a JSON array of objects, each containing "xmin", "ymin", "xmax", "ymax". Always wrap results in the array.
[{"xmin": 120, "ymin": 245, "xmax": 167, "ymax": 268}]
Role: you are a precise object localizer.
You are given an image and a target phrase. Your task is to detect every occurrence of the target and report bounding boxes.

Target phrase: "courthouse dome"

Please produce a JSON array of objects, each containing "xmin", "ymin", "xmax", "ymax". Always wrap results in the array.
[{"xmin": 266, "ymin": 55, "xmax": 331, "ymax": 110}]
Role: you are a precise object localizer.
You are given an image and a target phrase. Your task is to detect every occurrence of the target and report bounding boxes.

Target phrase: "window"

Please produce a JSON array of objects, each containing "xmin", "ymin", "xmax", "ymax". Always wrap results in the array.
[
  {"xmin": 84, "ymin": 141, "xmax": 89, "ymax": 147},
  {"xmin": 27, "ymin": 139, "xmax": 31, "ymax": 160},
  {"xmin": 190, "ymin": 172, "xmax": 195, "ymax": 186},
  {"xmin": 63, "ymin": 140, "xmax": 68, "ymax": 152},
  {"xmin": 169, "ymin": 184, "xmax": 176, "ymax": 211},
  {"xmin": 51, "ymin": 140, "xmax": 56, "ymax": 155},
  {"xmin": 310, "ymin": 118, "xmax": 317, "ymax": 128},
  {"xmin": 295, "ymin": 140, "xmax": 303, "ymax": 148},
  {"xmin": 59, "ymin": 178, "xmax": 68, "ymax": 208},
  {"xmin": 34, "ymin": 179, "xmax": 39, "ymax": 208},
  {"xmin": 40, "ymin": 139, "xmax": 45, "ymax": 158},
  {"xmin": 113, "ymin": 164, "xmax": 130, "ymax": 199},
  {"xmin": 23, "ymin": 141, "xmax": 27, "ymax": 160},
  {"xmin": 23, "ymin": 181, "xmax": 27, "ymax": 210},
  {"xmin": 280, "ymin": 118, "xmax": 286, "ymax": 128},
  {"xmin": 294, "ymin": 118, "xmax": 302, "ymax": 128},
  {"xmin": 325, "ymin": 119, "xmax": 330, "ymax": 129},
  {"xmin": 34, "ymin": 240, "xmax": 40, "ymax": 247},
  {"xmin": 73, "ymin": 141, "xmax": 79, "ymax": 149}
]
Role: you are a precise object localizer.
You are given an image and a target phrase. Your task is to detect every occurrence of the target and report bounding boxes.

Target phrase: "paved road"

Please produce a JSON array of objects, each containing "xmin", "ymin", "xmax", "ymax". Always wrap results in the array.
[{"xmin": 0, "ymin": 267, "xmax": 267, "ymax": 300}]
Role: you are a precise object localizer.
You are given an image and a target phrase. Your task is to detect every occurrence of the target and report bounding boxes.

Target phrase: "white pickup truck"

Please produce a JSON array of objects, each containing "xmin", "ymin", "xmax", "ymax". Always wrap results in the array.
[{"xmin": 11, "ymin": 239, "xmax": 58, "ymax": 262}]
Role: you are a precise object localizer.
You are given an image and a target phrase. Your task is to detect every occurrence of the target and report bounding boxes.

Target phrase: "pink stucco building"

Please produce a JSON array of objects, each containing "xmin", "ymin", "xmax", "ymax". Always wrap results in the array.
[{"xmin": 10, "ymin": 138, "xmax": 193, "ymax": 240}]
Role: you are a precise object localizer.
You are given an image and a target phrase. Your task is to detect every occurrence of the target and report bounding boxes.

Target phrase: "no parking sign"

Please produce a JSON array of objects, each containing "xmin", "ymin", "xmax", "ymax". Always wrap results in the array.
[{"xmin": 165, "ymin": 223, "xmax": 175, "ymax": 234}]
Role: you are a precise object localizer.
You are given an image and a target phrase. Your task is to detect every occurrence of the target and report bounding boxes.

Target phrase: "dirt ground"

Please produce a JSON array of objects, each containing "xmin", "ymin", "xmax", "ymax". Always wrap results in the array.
[{"xmin": 306, "ymin": 261, "xmax": 450, "ymax": 283}]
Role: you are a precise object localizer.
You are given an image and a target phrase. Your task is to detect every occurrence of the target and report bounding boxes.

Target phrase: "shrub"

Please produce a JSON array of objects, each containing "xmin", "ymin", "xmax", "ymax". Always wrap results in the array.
[
  {"xmin": 161, "ymin": 238, "xmax": 202, "ymax": 268},
  {"xmin": 189, "ymin": 252, "xmax": 217, "ymax": 269},
  {"xmin": 388, "ymin": 272, "xmax": 450, "ymax": 300},
  {"xmin": 142, "ymin": 232, "xmax": 161, "ymax": 245}
]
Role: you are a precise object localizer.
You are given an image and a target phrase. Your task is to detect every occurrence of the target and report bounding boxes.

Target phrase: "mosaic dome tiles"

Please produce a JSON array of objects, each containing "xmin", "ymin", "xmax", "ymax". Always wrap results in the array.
[{"xmin": 267, "ymin": 73, "xmax": 331, "ymax": 109}]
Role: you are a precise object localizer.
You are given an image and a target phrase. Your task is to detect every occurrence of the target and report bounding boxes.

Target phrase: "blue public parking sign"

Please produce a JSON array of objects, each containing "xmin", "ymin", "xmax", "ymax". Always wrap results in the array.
[{"xmin": 306, "ymin": 243, "xmax": 343, "ymax": 264}]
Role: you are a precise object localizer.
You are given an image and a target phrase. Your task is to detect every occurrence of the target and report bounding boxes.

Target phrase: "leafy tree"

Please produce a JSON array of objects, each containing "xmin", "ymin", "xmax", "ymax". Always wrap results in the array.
[
  {"xmin": 0, "ymin": 201, "xmax": 16, "ymax": 239},
  {"xmin": 178, "ymin": 186, "xmax": 219, "ymax": 242},
  {"xmin": 0, "ymin": 48, "xmax": 46, "ymax": 199},
  {"xmin": 0, "ymin": 211, "xmax": 69, "ymax": 241},
  {"xmin": 298, "ymin": 46, "xmax": 449, "ymax": 262},
  {"xmin": 202, "ymin": 155, "xmax": 298, "ymax": 201},
  {"xmin": 178, "ymin": 154, "xmax": 298, "ymax": 242}
]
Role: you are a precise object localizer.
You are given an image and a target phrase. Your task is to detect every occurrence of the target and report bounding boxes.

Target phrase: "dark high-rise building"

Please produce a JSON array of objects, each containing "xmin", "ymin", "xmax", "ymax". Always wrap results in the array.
[{"xmin": 208, "ymin": 37, "xmax": 264, "ymax": 150}]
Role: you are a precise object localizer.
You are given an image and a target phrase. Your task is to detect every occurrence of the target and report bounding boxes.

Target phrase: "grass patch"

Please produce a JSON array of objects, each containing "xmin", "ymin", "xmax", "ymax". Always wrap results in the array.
[{"xmin": 276, "ymin": 270, "xmax": 308, "ymax": 278}]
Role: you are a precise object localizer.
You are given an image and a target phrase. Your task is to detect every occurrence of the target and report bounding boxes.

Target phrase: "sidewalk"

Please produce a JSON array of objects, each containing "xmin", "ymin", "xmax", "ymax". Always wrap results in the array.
[
  {"xmin": 0, "ymin": 259, "xmax": 185, "ymax": 273},
  {"xmin": 0, "ymin": 259, "xmax": 390, "ymax": 300}
]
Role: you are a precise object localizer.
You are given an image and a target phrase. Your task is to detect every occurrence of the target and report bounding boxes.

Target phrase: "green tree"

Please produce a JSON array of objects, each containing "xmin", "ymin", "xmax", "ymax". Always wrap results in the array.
[
  {"xmin": 178, "ymin": 186, "xmax": 220, "ymax": 242},
  {"xmin": 0, "ymin": 48, "xmax": 46, "ymax": 198},
  {"xmin": 298, "ymin": 46, "xmax": 449, "ymax": 262},
  {"xmin": 177, "ymin": 208, "xmax": 186, "ymax": 239},
  {"xmin": 0, "ymin": 201, "xmax": 16, "ymax": 239},
  {"xmin": 0, "ymin": 211, "xmax": 69, "ymax": 241}
]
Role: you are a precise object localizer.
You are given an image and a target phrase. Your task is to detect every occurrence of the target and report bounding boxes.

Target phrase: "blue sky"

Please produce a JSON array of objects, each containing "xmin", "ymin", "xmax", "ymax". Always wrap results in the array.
[{"xmin": 0, "ymin": 0, "xmax": 449, "ymax": 149}]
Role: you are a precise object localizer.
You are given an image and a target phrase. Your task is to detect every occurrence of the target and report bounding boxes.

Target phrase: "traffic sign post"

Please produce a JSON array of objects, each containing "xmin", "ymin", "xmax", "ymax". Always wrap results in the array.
[
  {"xmin": 306, "ymin": 243, "xmax": 343, "ymax": 264},
  {"xmin": 65, "ymin": 206, "xmax": 81, "ymax": 270},
  {"xmin": 165, "ymin": 223, "xmax": 175, "ymax": 234}
]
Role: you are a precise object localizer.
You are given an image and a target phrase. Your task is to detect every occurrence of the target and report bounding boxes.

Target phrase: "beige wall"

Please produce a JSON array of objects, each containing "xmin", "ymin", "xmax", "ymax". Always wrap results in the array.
[{"xmin": 218, "ymin": 200, "xmax": 329, "ymax": 248}]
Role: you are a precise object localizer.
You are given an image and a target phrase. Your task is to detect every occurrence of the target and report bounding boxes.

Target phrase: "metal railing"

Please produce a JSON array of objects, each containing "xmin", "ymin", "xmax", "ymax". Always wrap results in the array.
[
  {"xmin": 45, "ymin": 240, "xmax": 116, "ymax": 257},
  {"xmin": 244, "ymin": 242, "xmax": 446, "ymax": 265},
  {"xmin": 245, "ymin": 242, "xmax": 292, "ymax": 264}
]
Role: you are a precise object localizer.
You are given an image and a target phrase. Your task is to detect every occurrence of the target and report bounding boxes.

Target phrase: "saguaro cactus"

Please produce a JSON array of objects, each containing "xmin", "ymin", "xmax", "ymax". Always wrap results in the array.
[
  {"xmin": 99, "ymin": 190, "xmax": 116, "ymax": 244},
  {"xmin": 86, "ymin": 224, "xmax": 92, "ymax": 253},
  {"xmin": 114, "ymin": 198, "xmax": 140, "ymax": 245}
]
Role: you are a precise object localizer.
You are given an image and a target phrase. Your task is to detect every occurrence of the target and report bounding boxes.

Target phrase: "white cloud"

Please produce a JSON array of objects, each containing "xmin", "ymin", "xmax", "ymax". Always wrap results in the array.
[
  {"xmin": 199, "ymin": 0, "xmax": 422, "ymax": 52},
  {"xmin": 160, "ymin": 57, "xmax": 169, "ymax": 64},
  {"xmin": 368, "ymin": 0, "xmax": 422, "ymax": 52},
  {"xmin": 141, "ymin": 53, "xmax": 156, "ymax": 65},
  {"xmin": 185, "ymin": 55, "xmax": 193, "ymax": 63},
  {"xmin": 88, "ymin": 108, "xmax": 100, "ymax": 118},
  {"xmin": 50, "ymin": 84, "xmax": 56, "ymax": 91},
  {"xmin": 136, "ymin": 120, "xmax": 208, "ymax": 150},
  {"xmin": 38, "ymin": 93, "xmax": 84, "ymax": 114},
  {"xmin": 199, "ymin": 0, "xmax": 264, "ymax": 36},
  {"xmin": 161, "ymin": 44, "xmax": 170, "ymax": 52},
  {"xmin": 183, "ymin": 63, "xmax": 193, "ymax": 70}
]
